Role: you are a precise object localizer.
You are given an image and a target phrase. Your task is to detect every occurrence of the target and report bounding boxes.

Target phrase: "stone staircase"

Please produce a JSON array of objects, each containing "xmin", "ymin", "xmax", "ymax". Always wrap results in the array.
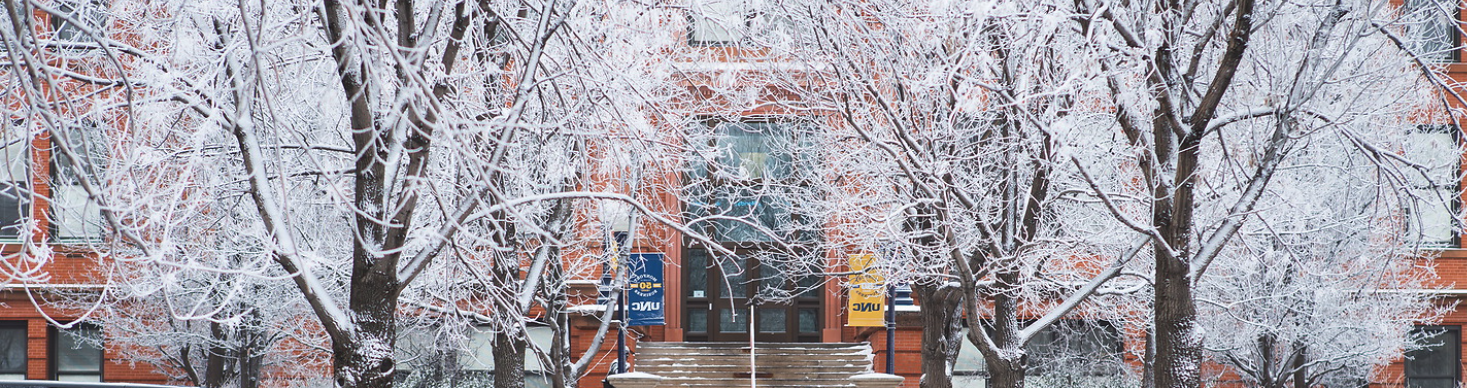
[{"xmin": 631, "ymin": 342, "xmax": 876, "ymax": 388}]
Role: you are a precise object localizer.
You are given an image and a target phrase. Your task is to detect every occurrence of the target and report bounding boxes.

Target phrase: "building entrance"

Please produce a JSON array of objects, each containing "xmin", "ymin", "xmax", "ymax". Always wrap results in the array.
[{"xmin": 682, "ymin": 248, "xmax": 822, "ymax": 342}]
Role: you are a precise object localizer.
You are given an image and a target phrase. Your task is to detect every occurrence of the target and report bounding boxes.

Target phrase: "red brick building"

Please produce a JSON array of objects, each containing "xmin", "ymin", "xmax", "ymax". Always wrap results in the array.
[{"xmin": 6, "ymin": 1, "xmax": 1467, "ymax": 388}]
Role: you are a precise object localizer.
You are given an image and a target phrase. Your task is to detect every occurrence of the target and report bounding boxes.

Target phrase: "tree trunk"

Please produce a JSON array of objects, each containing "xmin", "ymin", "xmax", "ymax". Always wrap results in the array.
[
  {"xmin": 914, "ymin": 284, "xmax": 963, "ymax": 388},
  {"xmin": 335, "ymin": 271, "xmax": 400, "ymax": 388},
  {"xmin": 1257, "ymin": 333, "xmax": 1280, "ymax": 388},
  {"xmin": 493, "ymin": 330, "xmax": 527, "ymax": 388},
  {"xmin": 204, "ymin": 321, "xmax": 230, "ymax": 388},
  {"xmin": 987, "ymin": 358, "xmax": 1026, "ymax": 388},
  {"xmin": 237, "ymin": 319, "xmax": 263, "ymax": 388},
  {"xmin": 1151, "ymin": 254, "xmax": 1199, "ymax": 388},
  {"xmin": 1151, "ymin": 102, "xmax": 1202, "ymax": 388},
  {"xmin": 980, "ymin": 271, "xmax": 1027, "ymax": 388},
  {"xmin": 1290, "ymin": 343, "xmax": 1308, "ymax": 388},
  {"xmin": 331, "ymin": 335, "xmax": 394, "ymax": 388},
  {"xmin": 489, "ymin": 206, "xmax": 523, "ymax": 388}
]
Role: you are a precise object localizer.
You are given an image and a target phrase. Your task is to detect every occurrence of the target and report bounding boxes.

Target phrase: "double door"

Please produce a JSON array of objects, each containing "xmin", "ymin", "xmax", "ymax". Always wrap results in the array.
[{"xmin": 683, "ymin": 248, "xmax": 822, "ymax": 342}]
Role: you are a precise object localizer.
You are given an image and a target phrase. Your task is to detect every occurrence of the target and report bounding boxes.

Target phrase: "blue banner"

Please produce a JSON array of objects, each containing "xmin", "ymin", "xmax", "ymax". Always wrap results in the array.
[{"xmin": 626, "ymin": 253, "xmax": 665, "ymax": 326}]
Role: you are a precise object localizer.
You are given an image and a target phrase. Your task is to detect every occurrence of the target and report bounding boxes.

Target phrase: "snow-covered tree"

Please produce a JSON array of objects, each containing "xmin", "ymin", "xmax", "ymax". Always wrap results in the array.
[
  {"xmin": 700, "ymin": 1, "xmax": 1149, "ymax": 388},
  {"xmin": 1191, "ymin": 96, "xmax": 1455, "ymax": 387},
  {"xmin": 1064, "ymin": 0, "xmax": 1464, "ymax": 385},
  {"xmin": 737, "ymin": 0, "xmax": 1462, "ymax": 387},
  {"xmin": 0, "ymin": 0, "xmax": 723, "ymax": 387}
]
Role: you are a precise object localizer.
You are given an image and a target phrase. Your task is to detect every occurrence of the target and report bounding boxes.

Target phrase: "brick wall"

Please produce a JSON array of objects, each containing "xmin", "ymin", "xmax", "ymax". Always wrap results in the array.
[{"xmin": 0, "ymin": 291, "xmax": 169, "ymax": 384}]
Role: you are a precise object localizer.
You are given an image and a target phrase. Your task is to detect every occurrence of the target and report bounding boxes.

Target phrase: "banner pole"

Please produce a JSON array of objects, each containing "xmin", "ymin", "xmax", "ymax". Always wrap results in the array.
[{"xmin": 617, "ymin": 277, "xmax": 627, "ymax": 374}]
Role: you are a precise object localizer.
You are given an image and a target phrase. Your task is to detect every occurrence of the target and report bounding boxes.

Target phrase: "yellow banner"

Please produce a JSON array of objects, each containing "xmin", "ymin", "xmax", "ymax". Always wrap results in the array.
[{"xmin": 847, "ymin": 254, "xmax": 886, "ymax": 327}]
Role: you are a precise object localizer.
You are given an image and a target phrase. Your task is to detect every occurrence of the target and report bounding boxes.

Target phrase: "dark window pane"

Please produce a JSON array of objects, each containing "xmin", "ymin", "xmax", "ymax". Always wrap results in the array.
[
  {"xmin": 757, "ymin": 309, "xmax": 785, "ymax": 333},
  {"xmin": 1408, "ymin": 326, "xmax": 1461, "ymax": 388},
  {"xmin": 798, "ymin": 309, "xmax": 818, "ymax": 333},
  {"xmin": 50, "ymin": 121, "xmax": 107, "ymax": 240},
  {"xmin": 795, "ymin": 274, "xmax": 820, "ymax": 298},
  {"xmin": 685, "ymin": 121, "xmax": 818, "ymax": 244},
  {"xmin": 758, "ymin": 260, "xmax": 787, "ymax": 296},
  {"xmin": 718, "ymin": 258, "xmax": 749, "ymax": 299},
  {"xmin": 50, "ymin": 1, "xmax": 108, "ymax": 43},
  {"xmin": 688, "ymin": 310, "xmax": 708, "ymax": 333},
  {"xmin": 713, "ymin": 122, "xmax": 795, "ymax": 180},
  {"xmin": 688, "ymin": 249, "xmax": 707, "ymax": 298},
  {"xmin": 1404, "ymin": 0, "xmax": 1459, "ymax": 62},
  {"xmin": 688, "ymin": 186, "xmax": 794, "ymax": 242},
  {"xmin": 719, "ymin": 309, "xmax": 747, "ymax": 333},
  {"xmin": 1026, "ymin": 320, "xmax": 1123, "ymax": 376},
  {"xmin": 954, "ymin": 329, "xmax": 986, "ymax": 374},
  {"xmin": 0, "ymin": 323, "xmax": 25, "ymax": 375},
  {"xmin": 1405, "ymin": 125, "xmax": 1460, "ymax": 247},
  {"xmin": 0, "ymin": 183, "xmax": 28, "ymax": 239},
  {"xmin": 54, "ymin": 323, "xmax": 102, "ymax": 382}
]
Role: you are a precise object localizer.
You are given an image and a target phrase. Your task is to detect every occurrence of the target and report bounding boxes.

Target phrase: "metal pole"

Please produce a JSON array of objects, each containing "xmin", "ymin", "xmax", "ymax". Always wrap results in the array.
[
  {"xmin": 750, "ymin": 304, "xmax": 756, "ymax": 388},
  {"xmin": 885, "ymin": 284, "xmax": 895, "ymax": 374},
  {"xmin": 613, "ymin": 231, "xmax": 629, "ymax": 375},
  {"xmin": 617, "ymin": 275, "xmax": 628, "ymax": 374}
]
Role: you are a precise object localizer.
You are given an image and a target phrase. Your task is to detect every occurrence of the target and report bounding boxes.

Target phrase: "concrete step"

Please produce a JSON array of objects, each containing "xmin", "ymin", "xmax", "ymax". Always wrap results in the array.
[
  {"xmin": 636, "ymin": 354, "xmax": 862, "ymax": 364},
  {"xmin": 642, "ymin": 342, "xmax": 868, "ymax": 351},
  {"xmin": 637, "ymin": 348, "xmax": 873, "ymax": 355},
  {"xmin": 637, "ymin": 364, "xmax": 871, "ymax": 372},
  {"xmin": 640, "ymin": 370, "xmax": 865, "ymax": 380},
  {"xmin": 631, "ymin": 342, "xmax": 875, "ymax": 388},
  {"xmin": 660, "ymin": 378, "xmax": 856, "ymax": 387}
]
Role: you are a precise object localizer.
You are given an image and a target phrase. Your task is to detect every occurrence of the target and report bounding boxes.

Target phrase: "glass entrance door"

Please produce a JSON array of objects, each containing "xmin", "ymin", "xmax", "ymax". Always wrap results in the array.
[{"xmin": 684, "ymin": 248, "xmax": 821, "ymax": 342}]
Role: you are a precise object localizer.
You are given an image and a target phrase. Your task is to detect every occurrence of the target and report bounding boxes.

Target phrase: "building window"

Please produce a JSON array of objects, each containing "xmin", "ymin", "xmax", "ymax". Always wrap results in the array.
[
  {"xmin": 0, "ymin": 322, "xmax": 25, "ymax": 381},
  {"xmin": 955, "ymin": 321, "xmax": 1125, "ymax": 382},
  {"xmin": 686, "ymin": 0, "xmax": 800, "ymax": 46},
  {"xmin": 50, "ymin": 323, "xmax": 102, "ymax": 382},
  {"xmin": 1025, "ymin": 320, "xmax": 1124, "ymax": 377},
  {"xmin": 954, "ymin": 328, "xmax": 987, "ymax": 385},
  {"xmin": 1407, "ymin": 325, "xmax": 1461, "ymax": 388},
  {"xmin": 0, "ymin": 133, "xmax": 31, "ymax": 240},
  {"xmin": 460, "ymin": 325, "xmax": 551, "ymax": 388},
  {"xmin": 1404, "ymin": 125, "xmax": 1460, "ymax": 248},
  {"xmin": 686, "ymin": 121, "xmax": 818, "ymax": 242},
  {"xmin": 50, "ymin": 0, "xmax": 108, "ymax": 43},
  {"xmin": 1403, "ymin": 0, "xmax": 1461, "ymax": 62},
  {"xmin": 398, "ymin": 324, "xmax": 552, "ymax": 388},
  {"xmin": 458, "ymin": 326, "xmax": 493, "ymax": 383},
  {"xmin": 49, "ymin": 122, "xmax": 106, "ymax": 241}
]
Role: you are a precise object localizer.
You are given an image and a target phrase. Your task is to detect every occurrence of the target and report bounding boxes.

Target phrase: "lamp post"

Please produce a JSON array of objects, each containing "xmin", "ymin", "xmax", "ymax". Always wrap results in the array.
[
  {"xmin": 885, "ymin": 284, "xmax": 895, "ymax": 374},
  {"xmin": 613, "ymin": 230, "xmax": 629, "ymax": 374}
]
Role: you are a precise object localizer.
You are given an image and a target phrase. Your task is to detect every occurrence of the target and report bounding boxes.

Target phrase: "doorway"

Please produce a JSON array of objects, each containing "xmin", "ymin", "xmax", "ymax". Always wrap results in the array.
[{"xmin": 683, "ymin": 248, "xmax": 822, "ymax": 342}]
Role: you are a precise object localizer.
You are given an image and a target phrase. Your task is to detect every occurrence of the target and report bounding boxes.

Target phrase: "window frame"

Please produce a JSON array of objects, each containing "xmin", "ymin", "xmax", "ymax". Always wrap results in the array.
[
  {"xmin": 48, "ymin": 322, "xmax": 102, "ymax": 383},
  {"xmin": 1407, "ymin": 124, "xmax": 1461, "ymax": 248},
  {"xmin": 1402, "ymin": 0, "xmax": 1463, "ymax": 63},
  {"xmin": 49, "ymin": 0, "xmax": 109, "ymax": 47},
  {"xmin": 48, "ymin": 120, "xmax": 107, "ymax": 243},
  {"xmin": 956, "ymin": 320, "xmax": 1127, "ymax": 378},
  {"xmin": 0, "ymin": 321, "xmax": 26, "ymax": 381},
  {"xmin": 1406, "ymin": 325, "xmax": 1462, "ymax": 388},
  {"xmin": 684, "ymin": 0, "xmax": 805, "ymax": 48},
  {"xmin": 0, "ymin": 128, "xmax": 33, "ymax": 243},
  {"xmin": 684, "ymin": 118, "xmax": 821, "ymax": 245},
  {"xmin": 685, "ymin": 0, "xmax": 751, "ymax": 47}
]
